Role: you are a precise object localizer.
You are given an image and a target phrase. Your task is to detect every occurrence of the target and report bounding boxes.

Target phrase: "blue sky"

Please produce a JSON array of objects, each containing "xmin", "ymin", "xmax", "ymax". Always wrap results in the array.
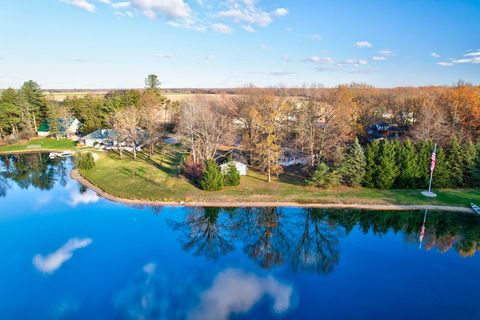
[{"xmin": 0, "ymin": 0, "xmax": 479, "ymax": 88}]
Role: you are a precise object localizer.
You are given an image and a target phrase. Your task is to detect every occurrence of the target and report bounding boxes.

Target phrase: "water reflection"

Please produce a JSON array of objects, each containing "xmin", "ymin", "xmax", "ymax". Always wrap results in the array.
[
  {"xmin": 0, "ymin": 153, "xmax": 70, "ymax": 197},
  {"xmin": 168, "ymin": 207, "xmax": 480, "ymax": 272}
]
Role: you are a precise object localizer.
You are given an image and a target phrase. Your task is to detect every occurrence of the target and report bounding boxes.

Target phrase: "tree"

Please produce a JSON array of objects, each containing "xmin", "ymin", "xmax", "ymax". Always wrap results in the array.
[
  {"xmin": 375, "ymin": 140, "xmax": 399, "ymax": 189},
  {"xmin": 251, "ymin": 95, "xmax": 285, "ymax": 182},
  {"xmin": 178, "ymin": 97, "xmax": 233, "ymax": 165},
  {"xmin": 137, "ymin": 90, "xmax": 166, "ymax": 157},
  {"xmin": 396, "ymin": 139, "xmax": 419, "ymax": 188},
  {"xmin": 472, "ymin": 143, "xmax": 480, "ymax": 187},
  {"xmin": 363, "ymin": 140, "xmax": 379, "ymax": 188},
  {"xmin": 145, "ymin": 74, "xmax": 161, "ymax": 92},
  {"xmin": 200, "ymin": 159, "xmax": 224, "ymax": 191},
  {"xmin": 112, "ymin": 106, "xmax": 142, "ymax": 159},
  {"xmin": 432, "ymin": 146, "xmax": 450, "ymax": 188},
  {"xmin": 463, "ymin": 140, "xmax": 477, "ymax": 187},
  {"xmin": 224, "ymin": 162, "xmax": 240, "ymax": 186},
  {"xmin": 339, "ymin": 138, "xmax": 366, "ymax": 187},
  {"xmin": 19, "ymin": 80, "xmax": 47, "ymax": 132},
  {"xmin": 446, "ymin": 136, "xmax": 465, "ymax": 187},
  {"xmin": 306, "ymin": 162, "xmax": 339, "ymax": 188},
  {"xmin": 416, "ymin": 140, "xmax": 435, "ymax": 188}
]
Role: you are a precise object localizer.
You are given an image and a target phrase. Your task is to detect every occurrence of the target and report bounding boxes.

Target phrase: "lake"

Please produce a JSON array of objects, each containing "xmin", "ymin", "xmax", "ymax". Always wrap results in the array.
[{"xmin": 1, "ymin": 153, "xmax": 480, "ymax": 319}]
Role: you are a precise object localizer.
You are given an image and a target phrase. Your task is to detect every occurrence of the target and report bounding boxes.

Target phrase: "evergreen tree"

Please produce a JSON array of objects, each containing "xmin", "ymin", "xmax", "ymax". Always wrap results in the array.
[
  {"xmin": 46, "ymin": 103, "xmax": 61, "ymax": 139},
  {"xmin": 432, "ymin": 146, "xmax": 450, "ymax": 188},
  {"xmin": 463, "ymin": 140, "xmax": 477, "ymax": 187},
  {"xmin": 306, "ymin": 162, "xmax": 339, "ymax": 188},
  {"xmin": 416, "ymin": 140, "xmax": 434, "ymax": 188},
  {"xmin": 339, "ymin": 138, "xmax": 366, "ymax": 187},
  {"xmin": 363, "ymin": 140, "xmax": 380, "ymax": 188},
  {"xmin": 446, "ymin": 136, "xmax": 465, "ymax": 187},
  {"xmin": 472, "ymin": 143, "xmax": 480, "ymax": 187},
  {"xmin": 224, "ymin": 162, "xmax": 241, "ymax": 186},
  {"xmin": 396, "ymin": 139, "xmax": 418, "ymax": 188},
  {"xmin": 200, "ymin": 159, "xmax": 224, "ymax": 191},
  {"xmin": 376, "ymin": 140, "xmax": 399, "ymax": 189}
]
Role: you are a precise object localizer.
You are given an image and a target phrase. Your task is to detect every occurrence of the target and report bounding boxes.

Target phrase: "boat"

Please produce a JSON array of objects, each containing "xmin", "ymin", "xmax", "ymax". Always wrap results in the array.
[
  {"xmin": 48, "ymin": 151, "xmax": 73, "ymax": 159},
  {"xmin": 471, "ymin": 203, "xmax": 480, "ymax": 215}
]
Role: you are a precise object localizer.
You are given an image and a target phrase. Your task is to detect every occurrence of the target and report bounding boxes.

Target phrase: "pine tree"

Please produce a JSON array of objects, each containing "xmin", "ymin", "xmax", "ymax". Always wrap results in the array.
[
  {"xmin": 363, "ymin": 140, "xmax": 380, "ymax": 188},
  {"xmin": 376, "ymin": 140, "xmax": 399, "ymax": 189},
  {"xmin": 472, "ymin": 144, "xmax": 480, "ymax": 187},
  {"xmin": 396, "ymin": 139, "xmax": 418, "ymax": 188},
  {"xmin": 446, "ymin": 136, "xmax": 465, "ymax": 187},
  {"xmin": 463, "ymin": 140, "xmax": 477, "ymax": 187},
  {"xmin": 200, "ymin": 159, "xmax": 224, "ymax": 191},
  {"xmin": 432, "ymin": 146, "xmax": 450, "ymax": 188},
  {"xmin": 339, "ymin": 138, "xmax": 366, "ymax": 187},
  {"xmin": 306, "ymin": 162, "xmax": 339, "ymax": 188},
  {"xmin": 416, "ymin": 140, "xmax": 434, "ymax": 188},
  {"xmin": 224, "ymin": 162, "xmax": 241, "ymax": 186}
]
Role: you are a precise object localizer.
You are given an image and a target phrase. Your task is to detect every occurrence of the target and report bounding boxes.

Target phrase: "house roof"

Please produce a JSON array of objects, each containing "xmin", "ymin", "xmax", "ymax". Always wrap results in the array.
[
  {"xmin": 220, "ymin": 161, "xmax": 247, "ymax": 168},
  {"xmin": 83, "ymin": 129, "xmax": 119, "ymax": 140},
  {"xmin": 38, "ymin": 117, "xmax": 79, "ymax": 133}
]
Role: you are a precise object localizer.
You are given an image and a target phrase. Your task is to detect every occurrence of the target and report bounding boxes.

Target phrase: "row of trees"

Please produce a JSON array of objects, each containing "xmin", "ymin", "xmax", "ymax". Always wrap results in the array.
[{"xmin": 308, "ymin": 137, "xmax": 480, "ymax": 189}]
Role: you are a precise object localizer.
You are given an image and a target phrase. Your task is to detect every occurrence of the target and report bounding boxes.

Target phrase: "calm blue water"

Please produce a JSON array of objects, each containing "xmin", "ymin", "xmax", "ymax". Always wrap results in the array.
[{"xmin": 1, "ymin": 153, "xmax": 480, "ymax": 320}]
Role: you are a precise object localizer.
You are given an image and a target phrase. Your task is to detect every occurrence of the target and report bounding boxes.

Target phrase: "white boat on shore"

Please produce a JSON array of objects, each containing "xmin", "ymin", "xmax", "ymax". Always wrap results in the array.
[
  {"xmin": 471, "ymin": 203, "xmax": 480, "ymax": 215},
  {"xmin": 49, "ymin": 151, "xmax": 73, "ymax": 159}
]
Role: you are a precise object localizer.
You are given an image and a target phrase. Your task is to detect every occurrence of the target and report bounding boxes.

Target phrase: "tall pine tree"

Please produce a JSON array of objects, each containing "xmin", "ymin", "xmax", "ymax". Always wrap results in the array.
[
  {"xmin": 200, "ymin": 160, "xmax": 224, "ymax": 191},
  {"xmin": 339, "ymin": 138, "xmax": 366, "ymax": 187},
  {"xmin": 363, "ymin": 140, "xmax": 380, "ymax": 188},
  {"xmin": 463, "ymin": 140, "xmax": 477, "ymax": 187},
  {"xmin": 432, "ymin": 146, "xmax": 450, "ymax": 188},
  {"xmin": 446, "ymin": 136, "xmax": 465, "ymax": 187},
  {"xmin": 376, "ymin": 140, "xmax": 399, "ymax": 189},
  {"xmin": 416, "ymin": 140, "xmax": 435, "ymax": 188},
  {"xmin": 396, "ymin": 139, "xmax": 419, "ymax": 188}
]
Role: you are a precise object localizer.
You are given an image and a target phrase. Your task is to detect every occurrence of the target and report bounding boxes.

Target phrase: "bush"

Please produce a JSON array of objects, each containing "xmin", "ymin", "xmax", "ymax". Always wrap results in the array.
[
  {"xmin": 200, "ymin": 159, "xmax": 224, "ymax": 191},
  {"xmin": 181, "ymin": 154, "xmax": 205, "ymax": 181},
  {"xmin": 224, "ymin": 162, "xmax": 241, "ymax": 186},
  {"xmin": 74, "ymin": 152, "xmax": 95, "ymax": 170},
  {"xmin": 306, "ymin": 162, "xmax": 339, "ymax": 188}
]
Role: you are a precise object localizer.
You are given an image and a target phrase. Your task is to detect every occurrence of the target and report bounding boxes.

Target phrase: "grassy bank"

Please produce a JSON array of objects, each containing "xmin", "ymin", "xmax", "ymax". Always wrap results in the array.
[
  {"xmin": 0, "ymin": 138, "xmax": 76, "ymax": 154},
  {"xmin": 79, "ymin": 146, "xmax": 480, "ymax": 207}
]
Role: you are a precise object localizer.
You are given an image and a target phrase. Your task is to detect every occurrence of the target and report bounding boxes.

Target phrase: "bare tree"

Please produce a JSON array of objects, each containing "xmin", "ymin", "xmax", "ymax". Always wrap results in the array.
[
  {"xmin": 178, "ymin": 96, "xmax": 233, "ymax": 164},
  {"xmin": 112, "ymin": 106, "xmax": 142, "ymax": 159}
]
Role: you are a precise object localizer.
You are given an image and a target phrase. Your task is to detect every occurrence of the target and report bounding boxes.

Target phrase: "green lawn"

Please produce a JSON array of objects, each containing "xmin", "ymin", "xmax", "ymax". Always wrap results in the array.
[
  {"xmin": 0, "ymin": 138, "xmax": 76, "ymax": 154},
  {"xmin": 79, "ymin": 146, "xmax": 480, "ymax": 207}
]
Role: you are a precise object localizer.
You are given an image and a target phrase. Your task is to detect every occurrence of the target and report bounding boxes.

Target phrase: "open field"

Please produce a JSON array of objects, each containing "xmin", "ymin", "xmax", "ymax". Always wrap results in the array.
[
  {"xmin": 0, "ymin": 138, "xmax": 76, "ymax": 154},
  {"xmin": 78, "ymin": 146, "xmax": 480, "ymax": 208}
]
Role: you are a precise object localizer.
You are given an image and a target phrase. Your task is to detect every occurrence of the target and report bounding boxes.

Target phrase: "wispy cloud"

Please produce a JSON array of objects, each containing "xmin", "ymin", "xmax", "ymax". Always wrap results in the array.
[
  {"xmin": 242, "ymin": 25, "xmax": 255, "ymax": 32},
  {"xmin": 436, "ymin": 50, "xmax": 480, "ymax": 66},
  {"xmin": 217, "ymin": 1, "xmax": 287, "ymax": 27},
  {"xmin": 307, "ymin": 34, "xmax": 322, "ymax": 41},
  {"xmin": 431, "ymin": 52, "xmax": 440, "ymax": 58},
  {"xmin": 130, "ymin": 0, "xmax": 192, "ymax": 19},
  {"xmin": 306, "ymin": 56, "xmax": 334, "ymax": 64},
  {"xmin": 437, "ymin": 62, "xmax": 453, "ymax": 66},
  {"xmin": 210, "ymin": 23, "xmax": 233, "ymax": 34},
  {"xmin": 354, "ymin": 41, "xmax": 372, "ymax": 48},
  {"xmin": 33, "ymin": 238, "xmax": 92, "ymax": 274},
  {"xmin": 61, "ymin": 0, "xmax": 96, "ymax": 12}
]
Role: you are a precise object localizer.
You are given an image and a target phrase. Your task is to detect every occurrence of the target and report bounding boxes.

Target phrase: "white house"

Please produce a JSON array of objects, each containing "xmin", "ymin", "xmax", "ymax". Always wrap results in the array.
[
  {"xmin": 81, "ymin": 129, "xmax": 119, "ymax": 147},
  {"xmin": 220, "ymin": 161, "xmax": 248, "ymax": 176},
  {"xmin": 279, "ymin": 150, "xmax": 308, "ymax": 167}
]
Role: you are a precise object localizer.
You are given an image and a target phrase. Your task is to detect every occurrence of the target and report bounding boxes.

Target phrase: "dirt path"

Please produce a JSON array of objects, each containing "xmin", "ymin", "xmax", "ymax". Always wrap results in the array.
[{"xmin": 70, "ymin": 170, "xmax": 475, "ymax": 213}]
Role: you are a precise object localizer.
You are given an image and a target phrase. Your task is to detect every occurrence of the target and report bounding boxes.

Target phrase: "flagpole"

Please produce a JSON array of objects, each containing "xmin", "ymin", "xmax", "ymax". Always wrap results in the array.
[
  {"xmin": 419, "ymin": 209, "xmax": 428, "ymax": 249},
  {"xmin": 427, "ymin": 144, "xmax": 437, "ymax": 193}
]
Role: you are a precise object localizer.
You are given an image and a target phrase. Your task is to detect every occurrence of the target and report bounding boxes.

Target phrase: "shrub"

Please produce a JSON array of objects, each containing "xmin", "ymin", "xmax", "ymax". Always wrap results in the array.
[
  {"xmin": 74, "ymin": 152, "xmax": 95, "ymax": 170},
  {"xmin": 200, "ymin": 159, "xmax": 224, "ymax": 191},
  {"xmin": 181, "ymin": 154, "xmax": 205, "ymax": 181},
  {"xmin": 224, "ymin": 162, "xmax": 241, "ymax": 186},
  {"xmin": 306, "ymin": 162, "xmax": 339, "ymax": 188}
]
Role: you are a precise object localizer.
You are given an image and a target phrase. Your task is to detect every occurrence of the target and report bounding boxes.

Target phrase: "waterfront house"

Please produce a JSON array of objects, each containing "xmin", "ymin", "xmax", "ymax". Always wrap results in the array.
[
  {"xmin": 37, "ymin": 117, "xmax": 81, "ymax": 139},
  {"xmin": 81, "ymin": 129, "xmax": 119, "ymax": 148}
]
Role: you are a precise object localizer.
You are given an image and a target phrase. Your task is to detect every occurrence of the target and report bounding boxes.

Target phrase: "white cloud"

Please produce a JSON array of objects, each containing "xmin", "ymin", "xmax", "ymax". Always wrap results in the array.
[
  {"xmin": 259, "ymin": 44, "xmax": 269, "ymax": 50},
  {"xmin": 452, "ymin": 57, "xmax": 480, "ymax": 64},
  {"xmin": 155, "ymin": 53, "xmax": 175, "ymax": 58},
  {"xmin": 273, "ymin": 8, "xmax": 288, "ymax": 17},
  {"xmin": 307, "ymin": 34, "xmax": 322, "ymax": 41},
  {"xmin": 354, "ymin": 41, "xmax": 372, "ymax": 48},
  {"xmin": 61, "ymin": 0, "xmax": 96, "ymax": 12},
  {"xmin": 431, "ymin": 52, "xmax": 440, "ymax": 58},
  {"xmin": 437, "ymin": 62, "xmax": 453, "ymax": 66},
  {"xmin": 210, "ymin": 23, "xmax": 233, "ymax": 33},
  {"xmin": 242, "ymin": 25, "xmax": 255, "ymax": 32},
  {"xmin": 111, "ymin": 1, "xmax": 131, "ymax": 8},
  {"xmin": 130, "ymin": 0, "xmax": 191, "ymax": 19},
  {"xmin": 377, "ymin": 50, "xmax": 394, "ymax": 57},
  {"xmin": 33, "ymin": 238, "xmax": 92, "ymax": 274},
  {"xmin": 69, "ymin": 189, "xmax": 99, "ymax": 206},
  {"xmin": 465, "ymin": 51, "xmax": 480, "ymax": 57},
  {"xmin": 341, "ymin": 58, "xmax": 368, "ymax": 66},
  {"xmin": 372, "ymin": 56, "xmax": 386, "ymax": 61},
  {"xmin": 188, "ymin": 269, "xmax": 293, "ymax": 320},
  {"xmin": 307, "ymin": 56, "xmax": 333, "ymax": 64}
]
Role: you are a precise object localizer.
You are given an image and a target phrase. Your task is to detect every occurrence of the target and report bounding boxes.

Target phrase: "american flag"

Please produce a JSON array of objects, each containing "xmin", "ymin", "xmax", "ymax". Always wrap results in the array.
[{"xmin": 430, "ymin": 145, "xmax": 437, "ymax": 171}]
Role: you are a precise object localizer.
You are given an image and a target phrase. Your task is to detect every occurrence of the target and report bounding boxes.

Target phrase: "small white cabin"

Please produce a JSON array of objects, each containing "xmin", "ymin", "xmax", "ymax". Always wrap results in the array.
[{"xmin": 220, "ymin": 161, "xmax": 248, "ymax": 176}]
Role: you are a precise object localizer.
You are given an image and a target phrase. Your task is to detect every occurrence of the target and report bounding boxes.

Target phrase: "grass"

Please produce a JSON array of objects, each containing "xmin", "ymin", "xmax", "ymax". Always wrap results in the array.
[
  {"xmin": 0, "ymin": 138, "xmax": 76, "ymax": 154},
  {"xmin": 79, "ymin": 147, "xmax": 480, "ymax": 207}
]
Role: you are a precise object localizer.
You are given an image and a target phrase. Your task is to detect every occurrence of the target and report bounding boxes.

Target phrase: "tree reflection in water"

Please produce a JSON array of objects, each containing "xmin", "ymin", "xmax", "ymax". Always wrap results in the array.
[
  {"xmin": 168, "ymin": 207, "xmax": 234, "ymax": 260},
  {"xmin": 169, "ymin": 207, "xmax": 480, "ymax": 273},
  {"xmin": 0, "ymin": 153, "xmax": 70, "ymax": 197}
]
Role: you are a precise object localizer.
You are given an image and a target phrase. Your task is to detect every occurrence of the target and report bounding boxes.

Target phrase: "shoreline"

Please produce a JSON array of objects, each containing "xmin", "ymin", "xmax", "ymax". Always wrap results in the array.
[{"xmin": 70, "ymin": 169, "xmax": 475, "ymax": 213}]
